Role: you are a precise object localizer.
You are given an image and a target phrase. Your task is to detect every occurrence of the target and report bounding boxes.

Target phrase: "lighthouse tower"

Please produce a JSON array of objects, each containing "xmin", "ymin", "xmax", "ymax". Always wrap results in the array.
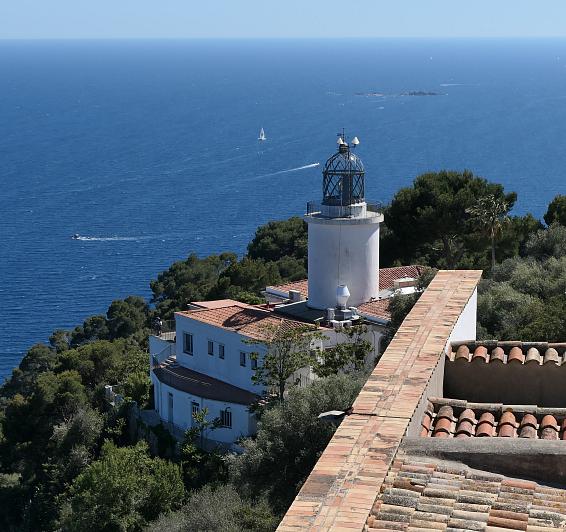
[{"xmin": 305, "ymin": 134, "xmax": 384, "ymax": 310}]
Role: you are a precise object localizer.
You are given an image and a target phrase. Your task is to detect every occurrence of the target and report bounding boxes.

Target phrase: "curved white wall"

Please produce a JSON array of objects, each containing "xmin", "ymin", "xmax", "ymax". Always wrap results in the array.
[{"xmin": 306, "ymin": 217, "xmax": 381, "ymax": 309}]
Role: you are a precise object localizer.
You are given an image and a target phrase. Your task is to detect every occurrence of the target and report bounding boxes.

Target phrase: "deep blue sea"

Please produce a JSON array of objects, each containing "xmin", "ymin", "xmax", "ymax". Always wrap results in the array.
[{"xmin": 1, "ymin": 39, "xmax": 566, "ymax": 380}]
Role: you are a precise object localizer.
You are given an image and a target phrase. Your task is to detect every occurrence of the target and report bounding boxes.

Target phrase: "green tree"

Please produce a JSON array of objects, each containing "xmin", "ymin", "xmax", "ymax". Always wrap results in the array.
[
  {"xmin": 150, "ymin": 253, "xmax": 237, "ymax": 319},
  {"xmin": 61, "ymin": 441, "xmax": 184, "ymax": 532},
  {"xmin": 247, "ymin": 324, "xmax": 323, "ymax": 402},
  {"xmin": 247, "ymin": 216, "xmax": 307, "ymax": 265},
  {"xmin": 478, "ymin": 224, "xmax": 566, "ymax": 341},
  {"xmin": 228, "ymin": 374, "xmax": 364, "ymax": 513},
  {"xmin": 70, "ymin": 315, "xmax": 110, "ymax": 347},
  {"xmin": 178, "ymin": 409, "xmax": 226, "ymax": 490},
  {"xmin": 146, "ymin": 484, "xmax": 278, "ymax": 532},
  {"xmin": 106, "ymin": 296, "xmax": 149, "ymax": 339},
  {"xmin": 544, "ymin": 194, "xmax": 566, "ymax": 226},
  {"xmin": 313, "ymin": 324, "xmax": 373, "ymax": 377},
  {"xmin": 385, "ymin": 170, "xmax": 516, "ymax": 268},
  {"xmin": 210, "ymin": 257, "xmax": 281, "ymax": 301},
  {"xmin": 466, "ymin": 194, "xmax": 511, "ymax": 270}
]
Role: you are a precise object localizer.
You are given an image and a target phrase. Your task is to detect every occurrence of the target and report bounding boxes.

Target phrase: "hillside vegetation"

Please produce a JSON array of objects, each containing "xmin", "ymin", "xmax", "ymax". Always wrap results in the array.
[{"xmin": 1, "ymin": 171, "xmax": 564, "ymax": 531}]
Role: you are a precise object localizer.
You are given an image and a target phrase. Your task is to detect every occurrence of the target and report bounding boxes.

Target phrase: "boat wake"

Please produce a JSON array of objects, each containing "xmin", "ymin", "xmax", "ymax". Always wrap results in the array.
[
  {"xmin": 249, "ymin": 163, "xmax": 320, "ymax": 181},
  {"xmin": 74, "ymin": 235, "xmax": 147, "ymax": 242}
]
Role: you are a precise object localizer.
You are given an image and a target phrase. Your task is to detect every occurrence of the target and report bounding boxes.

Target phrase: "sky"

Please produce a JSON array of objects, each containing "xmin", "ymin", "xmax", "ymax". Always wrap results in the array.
[{"xmin": 1, "ymin": 0, "xmax": 566, "ymax": 40}]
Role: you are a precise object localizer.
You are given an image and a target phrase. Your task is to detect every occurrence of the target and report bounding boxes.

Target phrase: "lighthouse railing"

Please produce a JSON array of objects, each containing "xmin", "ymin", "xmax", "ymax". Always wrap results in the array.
[{"xmin": 306, "ymin": 200, "xmax": 382, "ymax": 218}]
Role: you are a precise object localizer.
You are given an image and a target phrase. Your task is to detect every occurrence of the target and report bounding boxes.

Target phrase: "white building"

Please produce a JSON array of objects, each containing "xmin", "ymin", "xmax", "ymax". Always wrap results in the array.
[{"xmin": 148, "ymin": 135, "xmax": 425, "ymax": 448}]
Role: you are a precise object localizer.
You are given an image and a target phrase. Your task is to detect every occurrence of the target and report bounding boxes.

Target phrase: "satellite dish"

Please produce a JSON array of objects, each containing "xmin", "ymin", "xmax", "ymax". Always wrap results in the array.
[
  {"xmin": 337, "ymin": 137, "xmax": 344, "ymax": 145},
  {"xmin": 351, "ymin": 136, "xmax": 360, "ymax": 146}
]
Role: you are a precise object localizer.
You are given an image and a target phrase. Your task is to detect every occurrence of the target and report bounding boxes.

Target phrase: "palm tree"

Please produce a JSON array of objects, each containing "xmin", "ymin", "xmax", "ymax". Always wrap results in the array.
[{"xmin": 466, "ymin": 194, "xmax": 510, "ymax": 270}]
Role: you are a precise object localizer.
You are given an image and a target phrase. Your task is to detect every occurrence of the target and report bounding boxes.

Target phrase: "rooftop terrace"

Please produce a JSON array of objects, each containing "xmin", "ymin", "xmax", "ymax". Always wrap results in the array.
[{"xmin": 278, "ymin": 269, "xmax": 566, "ymax": 531}]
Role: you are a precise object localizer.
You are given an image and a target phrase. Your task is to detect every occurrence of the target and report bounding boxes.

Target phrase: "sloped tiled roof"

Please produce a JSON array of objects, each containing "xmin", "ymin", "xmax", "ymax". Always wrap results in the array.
[
  {"xmin": 378, "ymin": 265, "xmax": 426, "ymax": 291},
  {"xmin": 189, "ymin": 299, "xmax": 248, "ymax": 309},
  {"xmin": 421, "ymin": 398, "xmax": 566, "ymax": 439},
  {"xmin": 357, "ymin": 298, "xmax": 392, "ymax": 321},
  {"xmin": 268, "ymin": 279, "xmax": 309, "ymax": 297},
  {"xmin": 450, "ymin": 341, "xmax": 566, "ymax": 365},
  {"xmin": 267, "ymin": 265, "xmax": 426, "ymax": 299},
  {"xmin": 177, "ymin": 305, "xmax": 311, "ymax": 341},
  {"xmin": 370, "ymin": 452, "xmax": 566, "ymax": 530},
  {"xmin": 153, "ymin": 356, "xmax": 259, "ymax": 405}
]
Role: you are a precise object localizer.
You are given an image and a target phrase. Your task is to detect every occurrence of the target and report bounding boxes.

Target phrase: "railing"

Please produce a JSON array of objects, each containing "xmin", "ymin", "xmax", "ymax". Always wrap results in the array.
[
  {"xmin": 152, "ymin": 342, "xmax": 176, "ymax": 368},
  {"xmin": 152, "ymin": 319, "xmax": 175, "ymax": 334},
  {"xmin": 306, "ymin": 200, "xmax": 382, "ymax": 218}
]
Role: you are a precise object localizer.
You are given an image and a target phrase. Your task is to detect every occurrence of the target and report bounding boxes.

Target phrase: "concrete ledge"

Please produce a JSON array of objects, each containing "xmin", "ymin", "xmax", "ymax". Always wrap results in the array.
[{"xmin": 401, "ymin": 436, "xmax": 566, "ymax": 485}]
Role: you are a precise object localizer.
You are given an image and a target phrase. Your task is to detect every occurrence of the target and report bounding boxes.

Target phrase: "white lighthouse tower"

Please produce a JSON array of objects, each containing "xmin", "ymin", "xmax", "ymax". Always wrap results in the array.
[{"xmin": 305, "ymin": 134, "xmax": 383, "ymax": 310}]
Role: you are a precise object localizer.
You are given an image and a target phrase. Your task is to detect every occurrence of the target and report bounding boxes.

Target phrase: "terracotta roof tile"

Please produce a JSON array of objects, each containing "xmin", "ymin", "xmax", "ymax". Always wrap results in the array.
[
  {"xmin": 421, "ymin": 399, "xmax": 566, "ymax": 440},
  {"xmin": 267, "ymin": 265, "xmax": 427, "ymax": 300},
  {"xmin": 472, "ymin": 345, "xmax": 489, "ymax": 362},
  {"xmin": 449, "ymin": 341, "xmax": 566, "ymax": 366},
  {"xmin": 356, "ymin": 298, "xmax": 392, "ymax": 321},
  {"xmin": 176, "ymin": 305, "xmax": 310, "ymax": 341},
  {"xmin": 544, "ymin": 348, "xmax": 560, "ymax": 365},
  {"xmin": 369, "ymin": 454, "xmax": 566, "ymax": 531},
  {"xmin": 526, "ymin": 347, "xmax": 542, "ymax": 364},
  {"xmin": 508, "ymin": 346, "xmax": 525, "ymax": 364}
]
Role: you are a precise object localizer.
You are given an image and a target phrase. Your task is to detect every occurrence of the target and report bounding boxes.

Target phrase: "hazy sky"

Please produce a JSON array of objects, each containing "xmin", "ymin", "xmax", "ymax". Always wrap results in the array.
[{"xmin": 1, "ymin": 0, "xmax": 566, "ymax": 40}]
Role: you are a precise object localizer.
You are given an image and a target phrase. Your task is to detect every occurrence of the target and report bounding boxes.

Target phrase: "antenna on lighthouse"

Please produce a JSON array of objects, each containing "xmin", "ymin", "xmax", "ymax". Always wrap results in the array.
[{"xmin": 351, "ymin": 136, "xmax": 360, "ymax": 147}]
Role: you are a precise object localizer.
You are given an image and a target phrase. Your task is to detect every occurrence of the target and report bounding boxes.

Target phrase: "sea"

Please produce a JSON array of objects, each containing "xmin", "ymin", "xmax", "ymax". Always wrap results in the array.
[{"xmin": 1, "ymin": 38, "xmax": 566, "ymax": 381}]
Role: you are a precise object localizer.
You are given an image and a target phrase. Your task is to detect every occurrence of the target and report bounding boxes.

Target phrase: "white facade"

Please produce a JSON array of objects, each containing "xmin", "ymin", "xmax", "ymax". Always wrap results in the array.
[
  {"xmin": 447, "ymin": 287, "xmax": 478, "ymax": 348},
  {"xmin": 150, "ymin": 374, "xmax": 256, "ymax": 445},
  {"xmin": 175, "ymin": 313, "xmax": 266, "ymax": 395},
  {"xmin": 305, "ymin": 207, "xmax": 383, "ymax": 310}
]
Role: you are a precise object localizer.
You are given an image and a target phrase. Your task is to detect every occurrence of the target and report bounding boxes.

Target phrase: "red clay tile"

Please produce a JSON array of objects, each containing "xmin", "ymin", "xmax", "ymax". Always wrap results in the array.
[
  {"xmin": 498, "ymin": 411, "xmax": 517, "ymax": 438},
  {"xmin": 459, "ymin": 408, "xmax": 476, "ymax": 423},
  {"xmin": 525, "ymin": 347, "xmax": 541, "ymax": 364},
  {"xmin": 455, "ymin": 419, "xmax": 474, "ymax": 437},
  {"xmin": 519, "ymin": 414, "xmax": 537, "ymax": 438},
  {"xmin": 421, "ymin": 411, "xmax": 433, "ymax": 432},
  {"xmin": 519, "ymin": 414, "xmax": 537, "ymax": 439},
  {"xmin": 455, "ymin": 345, "xmax": 470, "ymax": 362},
  {"xmin": 476, "ymin": 423, "xmax": 494, "ymax": 437},
  {"xmin": 498, "ymin": 423, "xmax": 515, "ymax": 438},
  {"xmin": 436, "ymin": 405, "xmax": 454, "ymax": 420},
  {"xmin": 489, "ymin": 346, "xmax": 505, "ymax": 363},
  {"xmin": 543, "ymin": 347, "xmax": 560, "ymax": 365},
  {"xmin": 472, "ymin": 345, "xmax": 488, "ymax": 362},
  {"xmin": 507, "ymin": 346, "xmax": 525, "ymax": 364},
  {"xmin": 540, "ymin": 415, "xmax": 559, "ymax": 440},
  {"xmin": 433, "ymin": 417, "xmax": 453, "ymax": 436},
  {"xmin": 479, "ymin": 412, "xmax": 495, "ymax": 425},
  {"xmin": 476, "ymin": 412, "xmax": 495, "ymax": 437}
]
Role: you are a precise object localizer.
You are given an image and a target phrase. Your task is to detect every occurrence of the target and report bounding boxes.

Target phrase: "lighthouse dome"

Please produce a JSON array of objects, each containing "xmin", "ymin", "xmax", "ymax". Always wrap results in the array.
[{"xmin": 322, "ymin": 143, "xmax": 365, "ymax": 206}]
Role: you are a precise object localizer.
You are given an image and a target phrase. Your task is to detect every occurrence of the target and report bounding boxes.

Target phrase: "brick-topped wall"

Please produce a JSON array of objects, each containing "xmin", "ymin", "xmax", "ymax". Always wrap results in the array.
[{"xmin": 277, "ymin": 270, "xmax": 482, "ymax": 532}]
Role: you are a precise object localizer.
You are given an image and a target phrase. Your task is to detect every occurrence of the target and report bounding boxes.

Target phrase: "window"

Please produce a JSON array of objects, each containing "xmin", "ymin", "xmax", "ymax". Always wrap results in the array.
[
  {"xmin": 251, "ymin": 357, "xmax": 258, "ymax": 370},
  {"xmin": 219, "ymin": 344, "xmax": 225, "ymax": 359},
  {"xmin": 183, "ymin": 333, "xmax": 193, "ymax": 355},
  {"xmin": 220, "ymin": 408, "xmax": 232, "ymax": 428},
  {"xmin": 208, "ymin": 340, "xmax": 214, "ymax": 356},
  {"xmin": 240, "ymin": 351, "xmax": 246, "ymax": 367},
  {"xmin": 168, "ymin": 393, "xmax": 173, "ymax": 424},
  {"xmin": 191, "ymin": 401, "xmax": 200, "ymax": 418}
]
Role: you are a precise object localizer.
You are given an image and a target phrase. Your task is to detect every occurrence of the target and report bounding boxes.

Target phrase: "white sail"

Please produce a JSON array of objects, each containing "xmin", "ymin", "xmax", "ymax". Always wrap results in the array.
[{"xmin": 258, "ymin": 127, "xmax": 266, "ymax": 141}]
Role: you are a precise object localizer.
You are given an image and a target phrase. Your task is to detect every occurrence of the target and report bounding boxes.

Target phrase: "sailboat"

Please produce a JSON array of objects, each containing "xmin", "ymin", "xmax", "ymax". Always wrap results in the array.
[{"xmin": 258, "ymin": 127, "xmax": 266, "ymax": 141}]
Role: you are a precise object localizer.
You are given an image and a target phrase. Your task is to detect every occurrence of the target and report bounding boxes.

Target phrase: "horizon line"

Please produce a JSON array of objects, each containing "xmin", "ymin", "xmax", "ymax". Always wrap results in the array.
[{"xmin": 2, "ymin": 35, "xmax": 566, "ymax": 41}]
